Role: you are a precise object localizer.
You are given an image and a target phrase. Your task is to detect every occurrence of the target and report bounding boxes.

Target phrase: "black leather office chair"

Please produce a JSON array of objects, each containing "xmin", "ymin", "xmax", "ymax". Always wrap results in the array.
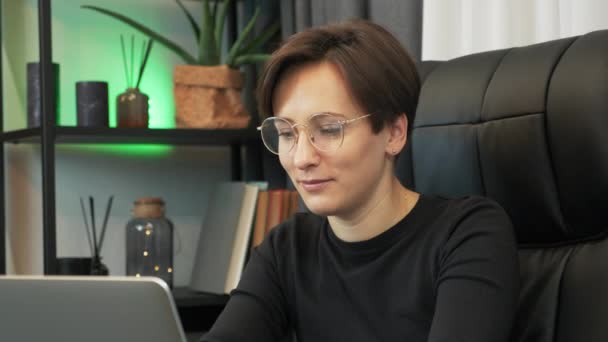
[{"xmin": 397, "ymin": 31, "xmax": 608, "ymax": 342}]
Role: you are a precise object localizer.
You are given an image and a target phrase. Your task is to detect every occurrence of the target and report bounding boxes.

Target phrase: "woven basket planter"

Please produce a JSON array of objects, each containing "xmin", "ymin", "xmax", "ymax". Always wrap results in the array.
[{"xmin": 173, "ymin": 65, "xmax": 250, "ymax": 129}]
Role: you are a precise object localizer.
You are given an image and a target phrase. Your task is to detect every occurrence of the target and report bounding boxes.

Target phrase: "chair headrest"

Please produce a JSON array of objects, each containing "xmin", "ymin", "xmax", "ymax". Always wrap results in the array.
[{"xmin": 402, "ymin": 31, "xmax": 608, "ymax": 245}]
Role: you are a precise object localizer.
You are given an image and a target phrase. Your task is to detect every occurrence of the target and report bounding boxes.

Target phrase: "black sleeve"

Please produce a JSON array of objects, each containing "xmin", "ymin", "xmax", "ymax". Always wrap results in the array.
[
  {"xmin": 200, "ymin": 237, "xmax": 290, "ymax": 342},
  {"xmin": 428, "ymin": 198, "xmax": 520, "ymax": 342}
]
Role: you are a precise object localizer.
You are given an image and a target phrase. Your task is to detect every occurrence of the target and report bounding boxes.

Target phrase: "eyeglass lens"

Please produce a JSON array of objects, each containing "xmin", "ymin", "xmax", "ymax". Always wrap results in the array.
[{"xmin": 260, "ymin": 113, "xmax": 345, "ymax": 154}]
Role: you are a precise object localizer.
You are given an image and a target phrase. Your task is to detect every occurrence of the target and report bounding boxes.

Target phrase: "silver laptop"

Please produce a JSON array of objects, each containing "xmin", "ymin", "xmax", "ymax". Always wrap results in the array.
[{"xmin": 0, "ymin": 276, "xmax": 187, "ymax": 342}]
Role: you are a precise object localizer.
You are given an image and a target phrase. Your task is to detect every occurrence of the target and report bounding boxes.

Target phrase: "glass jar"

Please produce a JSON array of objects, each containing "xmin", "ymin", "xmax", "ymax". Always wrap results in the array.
[{"xmin": 126, "ymin": 197, "xmax": 173, "ymax": 287}]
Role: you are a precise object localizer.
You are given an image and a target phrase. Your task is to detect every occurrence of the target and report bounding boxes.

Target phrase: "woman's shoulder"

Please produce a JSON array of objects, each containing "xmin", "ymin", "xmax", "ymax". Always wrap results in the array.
[
  {"xmin": 418, "ymin": 194, "xmax": 515, "ymax": 240},
  {"xmin": 422, "ymin": 194, "xmax": 509, "ymax": 220}
]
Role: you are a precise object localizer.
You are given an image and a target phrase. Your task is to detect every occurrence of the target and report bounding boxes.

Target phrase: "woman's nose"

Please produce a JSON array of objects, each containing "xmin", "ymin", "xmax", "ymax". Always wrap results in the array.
[{"xmin": 292, "ymin": 130, "xmax": 320, "ymax": 169}]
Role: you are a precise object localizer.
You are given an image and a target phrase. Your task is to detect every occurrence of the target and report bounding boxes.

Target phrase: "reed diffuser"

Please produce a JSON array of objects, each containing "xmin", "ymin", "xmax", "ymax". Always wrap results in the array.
[
  {"xmin": 79, "ymin": 195, "xmax": 114, "ymax": 275},
  {"xmin": 116, "ymin": 35, "xmax": 153, "ymax": 128}
]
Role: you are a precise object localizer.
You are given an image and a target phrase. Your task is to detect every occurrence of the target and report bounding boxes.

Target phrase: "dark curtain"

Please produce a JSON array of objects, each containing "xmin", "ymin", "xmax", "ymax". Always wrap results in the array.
[
  {"xmin": 230, "ymin": 0, "xmax": 283, "ymax": 183},
  {"xmin": 280, "ymin": 0, "xmax": 423, "ymax": 60}
]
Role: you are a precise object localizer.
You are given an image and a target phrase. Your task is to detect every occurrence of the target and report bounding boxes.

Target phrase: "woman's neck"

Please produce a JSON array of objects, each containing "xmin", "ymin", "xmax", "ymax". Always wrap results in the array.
[{"xmin": 328, "ymin": 176, "xmax": 419, "ymax": 242}]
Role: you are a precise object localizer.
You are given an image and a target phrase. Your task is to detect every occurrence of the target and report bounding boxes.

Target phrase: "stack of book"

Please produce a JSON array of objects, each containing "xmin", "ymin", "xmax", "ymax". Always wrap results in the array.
[
  {"xmin": 250, "ymin": 188, "xmax": 300, "ymax": 249},
  {"xmin": 189, "ymin": 182, "xmax": 300, "ymax": 295}
]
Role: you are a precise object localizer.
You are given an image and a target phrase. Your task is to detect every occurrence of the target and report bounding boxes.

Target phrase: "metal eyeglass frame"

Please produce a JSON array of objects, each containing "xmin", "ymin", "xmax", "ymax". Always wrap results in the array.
[{"xmin": 256, "ymin": 112, "xmax": 372, "ymax": 155}]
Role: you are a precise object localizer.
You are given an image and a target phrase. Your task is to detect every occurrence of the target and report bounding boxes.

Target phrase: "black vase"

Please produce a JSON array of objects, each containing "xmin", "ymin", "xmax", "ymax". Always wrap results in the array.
[
  {"xmin": 56, "ymin": 256, "xmax": 109, "ymax": 275},
  {"xmin": 57, "ymin": 257, "xmax": 92, "ymax": 275},
  {"xmin": 91, "ymin": 256, "xmax": 109, "ymax": 275},
  {"xmin": 27, "ymin": 62, "xmax": 60, "ymax": 128},
  {"xmin": 76, "ymin": 81, "xmax": 109, "ymax": 127}
]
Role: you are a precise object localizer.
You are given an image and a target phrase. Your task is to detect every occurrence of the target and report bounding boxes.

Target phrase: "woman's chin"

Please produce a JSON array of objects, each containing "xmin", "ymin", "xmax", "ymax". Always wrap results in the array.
[{"xmin": 301, "ymin": 197, "xmax": 339, "ymax": 216}]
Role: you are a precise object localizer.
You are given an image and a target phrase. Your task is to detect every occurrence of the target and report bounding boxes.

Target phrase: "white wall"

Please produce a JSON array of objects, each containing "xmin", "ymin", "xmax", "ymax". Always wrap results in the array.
[
  {"xmin": 423, "ymin": 0, "xmax": 608, "ymax": 60},
  {"xmin": 6, "ymin": 145, "xmax": 230, "ymax": 286},
  {"xmin": 3, "ymin": 0, "xmax": 237, "ymax": 286}
]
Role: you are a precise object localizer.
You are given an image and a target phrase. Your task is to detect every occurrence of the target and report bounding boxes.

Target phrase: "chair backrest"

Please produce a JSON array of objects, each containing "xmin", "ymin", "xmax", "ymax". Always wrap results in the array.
[{"xmin": 397, "ymin": 31, "xmax": 608, "ymax": 342}]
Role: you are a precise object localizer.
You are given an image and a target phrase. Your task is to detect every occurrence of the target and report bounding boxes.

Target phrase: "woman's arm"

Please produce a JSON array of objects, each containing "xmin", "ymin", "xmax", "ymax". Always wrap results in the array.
[
  {"xmin": 428, "ymin": 199, "xmax": 520, "ymax": 342},
  {"xmin": 201, "ymin": 242, "xmax": 290, "ymax": 342}
]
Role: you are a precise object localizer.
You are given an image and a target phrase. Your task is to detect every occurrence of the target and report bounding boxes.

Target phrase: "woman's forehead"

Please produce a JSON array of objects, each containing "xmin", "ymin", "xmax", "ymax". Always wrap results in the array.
[{"xmin": 272, "ymin": 61, "xmax": 362, "ymax": 119}]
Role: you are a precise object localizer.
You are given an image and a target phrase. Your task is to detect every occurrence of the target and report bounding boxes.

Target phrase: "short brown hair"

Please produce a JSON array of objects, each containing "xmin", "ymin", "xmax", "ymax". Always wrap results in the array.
[{"xmin": 257, "ymin": 19, "xmax": 420, "ymax": 134}]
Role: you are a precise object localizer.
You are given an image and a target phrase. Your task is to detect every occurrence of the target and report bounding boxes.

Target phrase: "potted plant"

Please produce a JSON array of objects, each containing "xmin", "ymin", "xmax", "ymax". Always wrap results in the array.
[{"xmin": 82, "ymin": 0, "xmax": 279, "ymax": 129}]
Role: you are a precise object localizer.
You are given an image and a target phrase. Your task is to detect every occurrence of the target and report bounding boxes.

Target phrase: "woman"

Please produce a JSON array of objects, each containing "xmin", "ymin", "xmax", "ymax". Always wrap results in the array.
[{"xmin": 202, "ymin": 19, "xmax": 519, "ymax": 342}]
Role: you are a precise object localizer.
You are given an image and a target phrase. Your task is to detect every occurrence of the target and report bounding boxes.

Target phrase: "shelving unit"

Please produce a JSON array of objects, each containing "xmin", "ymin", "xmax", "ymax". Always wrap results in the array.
[
  {"xmin": 0, "ymin": 0, "xmax": 265, "ymax": 274},
  {"xmin": 0, "ymin": 0, "xmax": 270, "ymax": 326}
]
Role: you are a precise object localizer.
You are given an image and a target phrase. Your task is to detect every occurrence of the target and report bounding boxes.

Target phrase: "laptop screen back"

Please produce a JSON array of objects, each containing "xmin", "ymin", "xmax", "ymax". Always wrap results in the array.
[{"xmin": 0, "ymin": 276, "xmax": 186, "ymax": 342}]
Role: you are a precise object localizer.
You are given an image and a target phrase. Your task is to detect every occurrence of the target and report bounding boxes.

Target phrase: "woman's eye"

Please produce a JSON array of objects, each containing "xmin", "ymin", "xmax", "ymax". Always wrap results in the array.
[
  {"xmin": 319, "ymin": 125, "xmax": 341, "ymax": 136},
  {"xmin": 278, "ymin": 130, "xmax": 295, "ymax": 139}
]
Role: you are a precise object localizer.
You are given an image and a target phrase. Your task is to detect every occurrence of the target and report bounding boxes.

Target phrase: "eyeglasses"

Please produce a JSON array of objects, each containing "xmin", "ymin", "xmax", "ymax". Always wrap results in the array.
[{"xmin": 257, "ymin": 112, "xmax": 371, "ymax": 155}]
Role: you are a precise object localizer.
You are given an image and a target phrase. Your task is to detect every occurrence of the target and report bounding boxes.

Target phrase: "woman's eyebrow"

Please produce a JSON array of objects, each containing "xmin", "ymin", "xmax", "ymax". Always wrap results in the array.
[
  {"xmin": 275, "ymin": 113, "xmax": 294, "ymax": 120},
  {"xmin": 320, "ymin": 111, "xmax": 347, "ymax": 118}
]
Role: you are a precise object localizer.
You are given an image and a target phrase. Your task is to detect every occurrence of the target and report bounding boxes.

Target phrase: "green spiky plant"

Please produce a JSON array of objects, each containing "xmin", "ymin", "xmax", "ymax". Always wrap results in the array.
[{"xmin": 82, "ymin": 0, "xmax": 279, "ymax": 69}]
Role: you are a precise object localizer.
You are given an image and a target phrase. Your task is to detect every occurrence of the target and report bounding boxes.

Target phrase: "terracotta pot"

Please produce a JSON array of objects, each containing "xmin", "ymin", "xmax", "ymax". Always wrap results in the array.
[{"xmin": 173, "ymin": 64, "xmax": 250, "ymax": 129}]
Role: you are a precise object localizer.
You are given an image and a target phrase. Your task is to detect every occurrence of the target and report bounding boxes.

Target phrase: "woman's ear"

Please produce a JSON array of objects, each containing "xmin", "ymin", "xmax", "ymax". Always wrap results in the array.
[{"xmin": 385, "ymin": 114, "xmax": 408, "ymax": 155}]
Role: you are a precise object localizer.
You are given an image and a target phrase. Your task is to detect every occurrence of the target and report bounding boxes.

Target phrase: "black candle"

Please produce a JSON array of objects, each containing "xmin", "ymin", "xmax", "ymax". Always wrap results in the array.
[
  {"xmin": 27, "ymin": 62, "xmax": 60, "ymax": 127},
  {"xmin": 76, "ymin": 81, "xmax": 109, "ymax": 127}
]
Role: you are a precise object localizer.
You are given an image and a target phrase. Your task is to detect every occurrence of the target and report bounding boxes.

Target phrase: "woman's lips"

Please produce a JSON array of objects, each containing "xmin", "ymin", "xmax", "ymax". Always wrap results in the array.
[{"xmin": 299, "ymin": 179, "xmax": 332, "ymax": 192}]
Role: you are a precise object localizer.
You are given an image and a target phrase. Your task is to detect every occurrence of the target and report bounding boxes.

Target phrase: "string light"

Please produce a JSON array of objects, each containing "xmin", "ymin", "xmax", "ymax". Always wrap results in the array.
[
  {"xmin": 167, "ymin": 267, "xmax": 173, "ymax": 273},
  {"xmin": 135, "ymin": 273, "xmax": 141, "ymax": 277},
  {"xmin": 145, "ymin": 230, "xmax": 152, "ymax": 236},
  {"xmin": 154, "ymin": 265, "xmax": 160, "ymax": 271},
  {"xmin": 143, "ymin": 250, "xmax": 149, "ymax": 256}
]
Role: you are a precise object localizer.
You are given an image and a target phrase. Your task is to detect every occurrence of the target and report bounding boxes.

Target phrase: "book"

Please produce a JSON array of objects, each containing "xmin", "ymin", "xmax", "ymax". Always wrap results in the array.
[
  {"xmin": 265, "ymin": 189, "xmax": 285, "ymax": 234},
  {"xmin": 189, "ymin": 182, "xmax": 259, "ymax": 295},
  {"xmin": 288, "ymin": 190, "xmax": 300, "ymax": 217},
  {"xmin": 250, "ymin": 189, "xmax": 301, "ymax": 248},
  {"xmin": 250, "ymin": 190, "xmax": 269, "ymax": 249},
  {"xmin": 281, "ymin": 189, "xmax": 291, "ymax": 222}
]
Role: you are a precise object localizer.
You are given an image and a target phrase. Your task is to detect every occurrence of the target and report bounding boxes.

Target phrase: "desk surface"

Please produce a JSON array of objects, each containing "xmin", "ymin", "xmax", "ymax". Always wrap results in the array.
[{"xmin": 173, "ymin": 287, "xmax": 228, "ymax": 332}]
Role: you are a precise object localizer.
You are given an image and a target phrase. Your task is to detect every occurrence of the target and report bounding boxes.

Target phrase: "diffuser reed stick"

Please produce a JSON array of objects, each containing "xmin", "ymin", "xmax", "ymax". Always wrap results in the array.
[
  {"xmin": 130, "ymin": 35, "xmax": 134, "ymax": 89},
  {"xmin": 79, "ymin": 197, "xmax": 94, "ymax": 256},
  {"xmin": 89, "ymin": 196, "xmax": 99, "ymax": 259},
  {"xmin": 120, "ymin": 35, "xmax": 130, "ymax": 88},
  {"xmin": 120, "ymin": 34, "xmax": 153, "ymax": 89},
  {"xmin": 135, "ymin": 40, "xmax": 153, "ymax": 89},
  {"xmin": 98, "ymin": 196, "xmax": 114, "ymax": 253}
]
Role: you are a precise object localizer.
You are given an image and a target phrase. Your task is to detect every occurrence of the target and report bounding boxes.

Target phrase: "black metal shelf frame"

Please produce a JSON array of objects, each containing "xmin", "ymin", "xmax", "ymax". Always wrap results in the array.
[
  {"xmin": 0, "ymin": 0, "xmax": 4, "ymax": 274},
  {"xmin": 39, "ymin": 0, "xmax": 57, "ymax": 274}
]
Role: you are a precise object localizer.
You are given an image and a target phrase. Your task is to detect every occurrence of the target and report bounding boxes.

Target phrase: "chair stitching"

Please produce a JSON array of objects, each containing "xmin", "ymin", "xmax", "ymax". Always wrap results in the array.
[
  {"xmin": 541, "ymin": 36, "xmax": 579, "ymax": 238},
  {"xmin": 414, "ymin": 112, "xmax": 542, "ymax": 129},
  {"xmin": 552, "ymin": 244, "xmax": 578, "ymax": 342}
]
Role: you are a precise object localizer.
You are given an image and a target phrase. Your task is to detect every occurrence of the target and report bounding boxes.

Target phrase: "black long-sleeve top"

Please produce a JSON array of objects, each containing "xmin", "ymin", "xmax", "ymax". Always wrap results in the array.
[{"xmin": 202, "ymin": 194, "xmax": 519, "ymax": 342}]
